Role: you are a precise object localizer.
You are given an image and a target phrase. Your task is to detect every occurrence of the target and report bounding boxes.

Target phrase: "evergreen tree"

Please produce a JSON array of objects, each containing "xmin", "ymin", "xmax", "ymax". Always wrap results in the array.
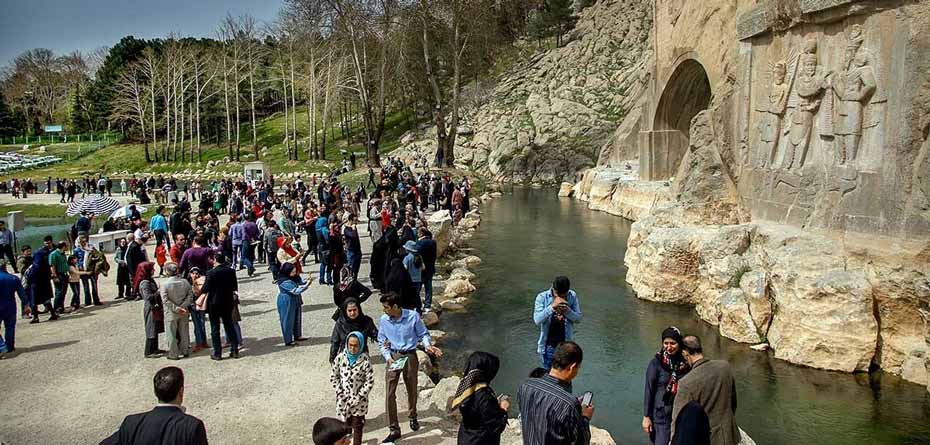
[
  {"xmin": 85, "ymin": 36, "xmax": 149, "ymax": 132},
  {"xmin": 0, "ymin": 92, "xmax": 21, "ymax": 138},
  {"xmin": 70, "ymin": 84, "xmax": 92, "ymax": 134},
  {"xmin": 545, "ymin": 0, "xmax": 577, "ymax": 47}
]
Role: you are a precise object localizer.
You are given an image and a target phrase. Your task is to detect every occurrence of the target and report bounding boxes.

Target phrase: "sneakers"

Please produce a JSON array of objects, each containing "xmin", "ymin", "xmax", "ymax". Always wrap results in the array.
[
  {"xmin": 381, "ymin": 430, "xmax": 402, "ymax": 444},
  {"xmin": 409, "ymin": 418, "xmax": 420, "ymax": 431}
]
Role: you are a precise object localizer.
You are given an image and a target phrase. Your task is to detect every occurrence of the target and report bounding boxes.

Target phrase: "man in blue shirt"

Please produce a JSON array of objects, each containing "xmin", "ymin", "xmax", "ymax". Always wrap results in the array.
[
  {"xmin": 0, "ymin": 260, "xmax": 29, "ymax": 357},
  {"xmin": 150, "ymin": 206, "xmax": 171, "ymax": 249},
  {"xmin": 533, "ymin": 276, "xmax": 582, "ymax": 369},
  {"xmin": 377, "ymin": 292, "xmax": 442, "ymax": 443}
]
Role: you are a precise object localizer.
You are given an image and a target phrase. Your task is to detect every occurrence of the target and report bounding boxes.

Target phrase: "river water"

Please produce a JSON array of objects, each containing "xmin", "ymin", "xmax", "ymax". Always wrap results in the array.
[{"xmin": 440, "ymin": 188, "xmax": 930, "ymax": 445}]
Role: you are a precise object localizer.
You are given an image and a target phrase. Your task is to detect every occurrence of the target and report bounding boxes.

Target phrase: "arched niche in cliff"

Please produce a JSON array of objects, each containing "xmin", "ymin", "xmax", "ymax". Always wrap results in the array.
[{"xmin": 645, "ymin": 58, "xmax": 712, "ymax": 180}]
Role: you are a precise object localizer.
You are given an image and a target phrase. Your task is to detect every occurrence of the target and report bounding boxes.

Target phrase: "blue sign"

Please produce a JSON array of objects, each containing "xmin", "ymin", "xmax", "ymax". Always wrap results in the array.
[{"xmin": 44, "ymin": 125, "xmax": 63, "ymax": 133}]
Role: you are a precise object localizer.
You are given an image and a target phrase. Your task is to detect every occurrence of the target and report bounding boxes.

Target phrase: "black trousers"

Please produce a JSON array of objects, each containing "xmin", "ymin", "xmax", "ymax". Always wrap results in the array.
[
  {"xmin": 0, "ymin": 245, "xmax": 16, "ymax": 272},
  {"xmin": 209, "ymin": 310, "xmax": 238, "ymax": 357}
]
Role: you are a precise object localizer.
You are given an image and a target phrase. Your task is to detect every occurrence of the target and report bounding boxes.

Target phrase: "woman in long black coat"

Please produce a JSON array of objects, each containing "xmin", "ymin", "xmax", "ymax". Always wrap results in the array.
[
  {"xmin": 643, "ymin": 326, "xmax": 690, "ymax": 445},
  {"xmin": 451, "ymin": 351, "xmax": 509, "ymax": 445},
  {"xmin": 328, "ymin": 297, "xmax": 378, "ymax": 363},
  {"xmin": 383, "ymin": 254, "xmax": 418, "ymax": 311}
]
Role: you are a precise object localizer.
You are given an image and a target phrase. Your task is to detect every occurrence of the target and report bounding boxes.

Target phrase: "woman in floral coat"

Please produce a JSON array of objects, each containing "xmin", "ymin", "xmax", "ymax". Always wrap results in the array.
[{"xmin": 330, "ymin": 331, "xmax": 374, "ymax": 445}]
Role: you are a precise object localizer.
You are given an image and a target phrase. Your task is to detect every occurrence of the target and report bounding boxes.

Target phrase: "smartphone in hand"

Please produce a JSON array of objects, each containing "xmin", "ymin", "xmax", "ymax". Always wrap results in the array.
[{"xmin": 581, "ymin": 391, "xmax": 593, "ymax": 407}]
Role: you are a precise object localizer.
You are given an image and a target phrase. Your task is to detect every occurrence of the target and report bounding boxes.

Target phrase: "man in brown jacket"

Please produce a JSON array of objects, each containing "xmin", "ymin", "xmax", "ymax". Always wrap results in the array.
[{"xmin": 671, "ymin": 335, "xmax": 741, "ymax": 445}]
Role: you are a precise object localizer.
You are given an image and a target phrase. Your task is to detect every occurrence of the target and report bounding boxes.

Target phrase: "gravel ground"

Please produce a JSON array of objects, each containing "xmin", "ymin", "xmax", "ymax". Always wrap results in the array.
[{"xmin": 0, "ymin": 229, "xmax": 458, "ymax": 444}]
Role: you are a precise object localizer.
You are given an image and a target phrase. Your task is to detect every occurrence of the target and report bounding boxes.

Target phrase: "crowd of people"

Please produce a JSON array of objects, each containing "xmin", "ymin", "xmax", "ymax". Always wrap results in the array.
[{"xmin": 0, "ymin": 157, "xmax": 744, "ymax": 445}]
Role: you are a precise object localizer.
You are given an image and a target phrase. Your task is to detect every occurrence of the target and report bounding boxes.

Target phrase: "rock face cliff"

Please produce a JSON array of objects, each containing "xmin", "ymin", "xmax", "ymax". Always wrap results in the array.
[
  {"xmin": 393, "ymin": 0, "xmax": 652, "ymax": 184},
  {"xmin": 572, "ymin": 0, "xmax": 930, "ymax": 391}
]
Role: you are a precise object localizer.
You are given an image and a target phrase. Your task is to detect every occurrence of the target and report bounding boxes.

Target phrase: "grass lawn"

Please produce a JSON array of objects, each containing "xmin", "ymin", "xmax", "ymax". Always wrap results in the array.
[
  {"xmin": 0, "ymin": 203, "xmax": 68, "ymax": 218},
  {"xmin": 0, "ymin": 109, "xmax": 415, "ymax": 182}
]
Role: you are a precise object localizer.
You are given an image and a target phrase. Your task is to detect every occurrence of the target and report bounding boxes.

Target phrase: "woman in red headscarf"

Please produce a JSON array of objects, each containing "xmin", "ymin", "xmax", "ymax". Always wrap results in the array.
[
  {"xmin": 276, "ymin": 234, "xmax": 303, "ymax": 274},
  {"xmin": 134, "ymin": 262, "xmax": 165, "ymax": 357}
]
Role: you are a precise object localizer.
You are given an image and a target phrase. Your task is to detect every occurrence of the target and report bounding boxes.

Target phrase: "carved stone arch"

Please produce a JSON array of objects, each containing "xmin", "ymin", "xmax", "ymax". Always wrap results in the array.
[{"xmin": 640, "ymin": 55, "xmax": 713, "ymax": 180}]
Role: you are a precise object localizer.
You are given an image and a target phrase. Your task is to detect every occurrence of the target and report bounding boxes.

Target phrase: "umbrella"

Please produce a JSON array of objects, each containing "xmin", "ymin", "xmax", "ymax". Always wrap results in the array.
[
  {"xmin": 110, "ymin": 205, "xmax": 147, "ymax": 220},
  {"xmin": 66, "ymin": 196, "xmax": 122, "ymax": 217}
]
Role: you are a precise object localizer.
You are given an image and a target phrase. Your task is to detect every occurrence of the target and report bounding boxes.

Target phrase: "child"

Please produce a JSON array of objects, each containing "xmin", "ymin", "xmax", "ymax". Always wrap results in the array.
[
  {"xmin": 311, "ymin": 417, "xmax": 351, "ymax": 445},
  {"xmin": 154, "ymin": 243, "xmax": 167, "ymax": 276},
  {"xmin": 67, "ymin": 255, "xmax": 85, "ymax": 311},
  {"xmin": 329, "ymin": 331, "xmax": 374, "ymax": 445}
]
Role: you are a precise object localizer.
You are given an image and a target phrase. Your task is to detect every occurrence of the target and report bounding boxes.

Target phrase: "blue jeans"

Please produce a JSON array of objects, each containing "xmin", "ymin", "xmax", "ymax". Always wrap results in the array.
[
  {"xmin": 0, "ymin": 308, "xmax": 16, "ymax": 352},
  {"xmin": 239, "ymin": 245, "xmax": 253, "ymax": 273},
  {"xmin": 81, "ymin": 275, "xmax": 99, "ymax": 305},
  {"xmin": 346, "ymin": 250, "xmax": 362, "ymax": 279},
  {"xmin": 413, "ymin": 281, "xmax": 423, "ymax": 309},
  {"xmin": 191, "ymin": 309, "xmax": 207, "ymax": 346},
  {"xmin": 422, "ymin": 272, "xmax": 434, "ymax": 310},
  {"xmin": 540, "ymin": 344, "xmax": 557, "ymax": 370},
  {"xmin": 319, "ymin": 260, "xmax": 331, "ymax": 284}
]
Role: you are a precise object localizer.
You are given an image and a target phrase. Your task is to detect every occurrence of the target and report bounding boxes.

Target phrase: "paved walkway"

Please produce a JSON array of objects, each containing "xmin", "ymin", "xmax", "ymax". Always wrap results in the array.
[{"xmin": 0, "ymin": 229, "xmax": 457, "ymax": 444}]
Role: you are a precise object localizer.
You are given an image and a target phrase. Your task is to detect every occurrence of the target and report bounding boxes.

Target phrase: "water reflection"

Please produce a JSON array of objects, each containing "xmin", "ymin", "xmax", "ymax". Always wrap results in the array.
[{"xmin": 440, "ymin": 188, "xmax": 930, "ymax": 445}]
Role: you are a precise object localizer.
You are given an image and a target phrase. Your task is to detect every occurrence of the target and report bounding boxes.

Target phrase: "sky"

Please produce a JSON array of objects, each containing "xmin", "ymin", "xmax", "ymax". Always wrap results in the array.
[{"xmin": 0, "ymin": 0, "xmax": 283, "ymax": 68}]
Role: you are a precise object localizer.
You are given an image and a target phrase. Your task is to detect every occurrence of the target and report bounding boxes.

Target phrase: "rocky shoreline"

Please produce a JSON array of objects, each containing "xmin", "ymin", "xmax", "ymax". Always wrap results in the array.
[{"xmin": 565, "ymin": 167, "xmax": 930, "ymax": 393}]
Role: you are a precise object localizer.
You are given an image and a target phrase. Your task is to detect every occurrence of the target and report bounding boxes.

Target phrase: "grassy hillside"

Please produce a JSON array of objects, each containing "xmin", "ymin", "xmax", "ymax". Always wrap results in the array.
[{"xmin": 0, "ymin": 109, "xmax": 415, "ymax": 181}]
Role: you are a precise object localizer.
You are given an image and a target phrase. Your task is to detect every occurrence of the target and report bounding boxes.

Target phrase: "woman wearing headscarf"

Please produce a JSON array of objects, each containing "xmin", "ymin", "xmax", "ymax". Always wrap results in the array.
[
  {"xmin": 451, "ymin": 351, "xmax": 509, "ymax": 445},
  {"xmin": 134, "ymin": 262, "xmax": 164, "ymax": 358},
  {"xmin": 276, "ymin": 262, "xmax": 311, "ymax": 346},
  {"xmin": 276, "ymin": 234, "xmax": 302, "ymax": 274},
  {"xmin": 383, "ymin": 249, "xmax": 419, "ymax": 312},
  {"xmin": 114, "ymin": 236, "xmax": 132, "ymax": 300},
  {"xmin": 329, "ymin": 297, "xmax": 378, "ymax": 363},
  {"xmin": 331, "ymin": 265, "xmax": 373, "ymax": 321},
  {"xmin": 643, "ymin": 326, "xmax": 690, "ymax": 445},
  {"xmin": 330, "ymin": 331, "xmax": 374, "ymax": 445}
]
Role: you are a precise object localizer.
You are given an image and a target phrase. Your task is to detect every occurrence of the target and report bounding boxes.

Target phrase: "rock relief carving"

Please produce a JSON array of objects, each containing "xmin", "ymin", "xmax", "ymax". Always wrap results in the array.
[
  {"xmin": 830, "ymin": 24, "xmax": 877, "ymax": 165},
  {"xmin": 758, "ymin": 58, "xmax": 793, "ymax": 167},
  {"xmin": 786, "ymin": 39, "xmax": 830, "ymax": 169}
]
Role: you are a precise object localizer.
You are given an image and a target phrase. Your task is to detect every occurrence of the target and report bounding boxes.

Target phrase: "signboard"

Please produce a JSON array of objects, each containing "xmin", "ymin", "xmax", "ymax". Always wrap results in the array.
[{"xmin": 44, "ymin": 125, "xmax": 63, "ymax": 133}]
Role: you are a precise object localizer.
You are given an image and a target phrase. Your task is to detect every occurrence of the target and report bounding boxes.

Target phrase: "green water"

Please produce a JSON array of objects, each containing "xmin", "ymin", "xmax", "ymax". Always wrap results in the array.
[{"xmin": 440, "ymin": 188, "xmax": 930, "ymax": 444}]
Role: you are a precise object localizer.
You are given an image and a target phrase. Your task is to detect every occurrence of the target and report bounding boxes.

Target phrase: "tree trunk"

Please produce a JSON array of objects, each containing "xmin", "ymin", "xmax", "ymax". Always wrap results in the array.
[
  {"xmin": 289, "ymin": 43, "xmax": 298, "ymax": 161},
  {"xmin": 248, "ymin": 47, "xmax": 258, "ymax": 159},
  {"xmin": 222, "ymin": 47, "xmax": 233, "ymax": 160},
  {"xmin": 281, "ymin": 66, "xmax": 291, "ymax": 160}
]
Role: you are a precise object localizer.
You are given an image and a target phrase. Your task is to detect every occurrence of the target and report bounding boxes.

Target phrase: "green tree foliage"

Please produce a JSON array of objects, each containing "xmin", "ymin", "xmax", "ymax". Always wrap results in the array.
[
  {"xmin": 526, "ymin": 0, "xmax": 578, "ymax": 48},
  {"xmin": 70, "ymin": 83, "xmax": 92, "ymax": 134},
  {"xmin": 0, "ymin": 91, "xmax": 21, "ymax": 137},
  {"xmin": 85, "ymin": 36, "xmax": 149, "ymax": 132}
]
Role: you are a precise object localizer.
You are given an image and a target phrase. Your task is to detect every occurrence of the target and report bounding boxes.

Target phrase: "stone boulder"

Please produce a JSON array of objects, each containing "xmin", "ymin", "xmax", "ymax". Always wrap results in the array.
[
  {"xmin": 440, "ymin": 297, "xmax": 468, "ymax": 311},
  {"xmin": 428, "ymin": 330, "xmax": 447, "ymax": 343},
  {"xmin": 417, "ymin": 372, "xmax": 435, "ymax": 390},
  {"xmin": 422, "ymin": 311, "xmax": 440, "ymax": 328},
  {"xmin": 501, "ymin": 419, "xmax": 616, "ymax": 445},
  {"xmin": 558, "ymin": 182, "xmax": 574, "ymax": 197},
  {"xmin": 443, "ymin": 279, "xmax": 476, "ymax": 299},
  {"xmin": 417, "ymin": 349, "xmax": 434, "ymax": 375},
  {"xmin": 427, "ymin": 212, "xmax": 453, "ymax": 257},
  {"xmin": 424, "ymin": 376, "xmax": 460, "ymax": 414},
  {"xmin": 450, "ymin": 255, "xmax": 482, "ymax": 269},
  {"xmin": 449, "ymin": 267, "xmax": 476, "ymax": 282}
]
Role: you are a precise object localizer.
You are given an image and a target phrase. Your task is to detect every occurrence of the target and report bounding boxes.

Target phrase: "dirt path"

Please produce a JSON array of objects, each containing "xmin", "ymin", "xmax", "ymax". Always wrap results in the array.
[{"xmin": 0, "ymin": 229, "xmax": 457, "ymax": 444}]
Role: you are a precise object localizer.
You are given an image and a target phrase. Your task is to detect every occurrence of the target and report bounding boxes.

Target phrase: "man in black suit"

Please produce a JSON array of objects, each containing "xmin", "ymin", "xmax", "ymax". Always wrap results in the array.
[
  {"xmin": 201, "ymin": 253, "xmax": 240, "ymax": 360},
  {"xmin": 101, "ymin": 366, "xmax": 207, "ymax": 445}
]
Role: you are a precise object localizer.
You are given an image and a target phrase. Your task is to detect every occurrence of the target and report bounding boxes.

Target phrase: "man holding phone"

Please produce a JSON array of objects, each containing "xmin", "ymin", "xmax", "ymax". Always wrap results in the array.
[
  {"xmin": 533, "ymin": 276, "xmax": 582, "ymax": 369},
  {"xmin": 518, "ymin": 341, "xmax": 593, "ymax": 444}
]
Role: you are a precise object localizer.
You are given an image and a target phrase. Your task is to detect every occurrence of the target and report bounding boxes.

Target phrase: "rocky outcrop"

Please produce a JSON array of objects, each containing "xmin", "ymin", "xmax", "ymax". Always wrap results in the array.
[
  {"xmin": 572, "ymin": 164, "xmax": 673, "ymax": 221},
  {"xmin": 392, "ymin": 0, "xmax": 653, "ymax": 184},
  {"xmin": 626, "ymin": 210, "xmax": 930, "ymax": 378}
]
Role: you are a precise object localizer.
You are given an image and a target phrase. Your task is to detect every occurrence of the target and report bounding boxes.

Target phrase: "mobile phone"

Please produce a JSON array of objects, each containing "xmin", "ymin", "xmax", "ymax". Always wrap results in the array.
[
  {"xmin": 498, "ymin": 393, "xmax": 511, "ymax": 402},
  {"xmin": 581, "ymin": 391, "xmax": 593, "ymax": 407}
]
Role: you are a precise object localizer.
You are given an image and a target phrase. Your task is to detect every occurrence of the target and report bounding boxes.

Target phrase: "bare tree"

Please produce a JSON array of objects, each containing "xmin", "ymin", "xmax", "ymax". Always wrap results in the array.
[
  {"xmin": 139, "ymin": 47, "xmax": 161, "ymax": 162},
  {"xmin": 111, "ymin": 64, "xmax": 150, "ymax": 161}
]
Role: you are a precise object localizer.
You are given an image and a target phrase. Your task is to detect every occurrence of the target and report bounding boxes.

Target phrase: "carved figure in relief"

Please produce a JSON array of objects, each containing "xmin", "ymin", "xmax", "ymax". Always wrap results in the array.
[
  {"xmin": 786, "ymin": 39, "xmax": 829, "ymax": 169},
  {"xmin": 832, "ymin": 25, "xmax": 876, "ymax": 165},
  {"xmin": 758, "ymin": 61, "xmax": 791, "ymax": 167}
]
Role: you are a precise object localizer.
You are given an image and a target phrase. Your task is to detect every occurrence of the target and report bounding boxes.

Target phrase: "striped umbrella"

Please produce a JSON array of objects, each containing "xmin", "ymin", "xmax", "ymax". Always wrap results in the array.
[{"xmin": 66, "ymin": 196, "xmax": 122, "ymax": 217}]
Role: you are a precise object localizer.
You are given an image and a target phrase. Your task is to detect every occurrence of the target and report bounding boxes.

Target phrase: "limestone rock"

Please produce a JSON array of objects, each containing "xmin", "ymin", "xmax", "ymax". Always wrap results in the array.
[
  {"xmin": 501, "ymin": 419, "xmax": 616, "ymax": 445},
  {"xmin": 427, "ymin": 212, "xmax": 453, "ymax": 257},
  {"xmin": 440, "ymin": 297, "xmax": 468, "ymax": 311},
  {"xmin": 767, "ymin": 268, "xmax": 877, "ymax": 373},
  {"xmin": 417, "ymin": 349, "xmax": 434, "ymax": 375},
  {"xmin": 717, "ymin": 289, "xmax": 763, "ymax": 344},
  {"xmin": 428, "ymin": 330, "xmax": 447, "ymax": 343},
  {"xmin": 422, "ymin": 311, "xmax": 440, "ymax": 328},
  {"xmin": 442, "ymin": 279, "xmax": 476, "ymax": 299},
  {"xmin": 449, "ymin": 267, "xmax": 476, "ymax": 282},
  {"xmin": 426, "ymin": 376, "xmax": 461, "ymax": 414},
  {"xmin": 417, "ymin": 372, "xmax": 435, "ymax": 390},
  {"xmin": 558, "ymin": 182, "xmax": 574, "ymax": 197},
  {"xmin": 450, "ymin": 255, "xmax": 482, "ymax": 269}
]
